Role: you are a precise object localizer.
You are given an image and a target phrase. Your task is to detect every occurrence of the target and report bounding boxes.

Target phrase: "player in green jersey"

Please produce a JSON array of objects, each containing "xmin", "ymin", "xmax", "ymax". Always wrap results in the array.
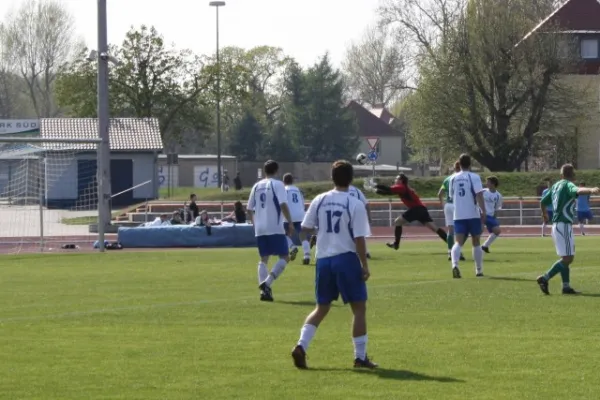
[
  {"xmin": 536, "ymin": 164, "xmax": 599, "ymax": 295},
  {"xmin": 438, "ymin": 161, "xmax": 465, "ymax": 261}
]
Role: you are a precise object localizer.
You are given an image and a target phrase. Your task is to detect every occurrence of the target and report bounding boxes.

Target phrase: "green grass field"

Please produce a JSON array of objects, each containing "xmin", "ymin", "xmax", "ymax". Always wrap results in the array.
[{"xmin": 2, "ymin": 238, "xmax": 600, "ymax": 399}]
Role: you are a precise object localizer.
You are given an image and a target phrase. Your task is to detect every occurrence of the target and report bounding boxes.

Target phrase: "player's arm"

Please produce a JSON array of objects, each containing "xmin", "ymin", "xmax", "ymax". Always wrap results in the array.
[
  {"xmin": 437, "ymin": 185, "xmax": 445, "ymax": 207},
  {"xmin": 540, "ymin": 189, "xmax": 552, "ymax": 223},
  {"xmin": 352, "ymin": 203, "xmax": 371, "ymax": 281},
  {"xmin": 246, "ymin": 185, "xmax": 256, "ymax": 224},
  {"xmin": 576, "ymin": 185, "xmax": 600, "ymax": 195},
  {"xmin": 299, "ymin": 196, "xmax": 319, "ymax": 242},
  {"xmin": 473, "ymin": 176, "xmax": 486, "ymax": 222},
  {"xmin": 275, "ymin": 182, "xmax": 293, "ymax": 223}
]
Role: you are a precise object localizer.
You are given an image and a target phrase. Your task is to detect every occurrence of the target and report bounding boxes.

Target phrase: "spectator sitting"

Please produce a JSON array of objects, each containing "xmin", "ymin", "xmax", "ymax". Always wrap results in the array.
[
  {"xmin": 144, "ymin": 213, "xmax": 170, "ymax": 227},
  {"xmin": 195, "ymin": 210, "xmax": 221, "ymax": 226},
  {"xmin": 186, "ymin": 194, "xmax": 199, "ymax": 221},
  {"xmin": 169, "ymin": 211, "xmax": 183, "ymax": 225},
  {"xmin": 222, "ymin": 201, "xmax": 246, "ymax": 223}
]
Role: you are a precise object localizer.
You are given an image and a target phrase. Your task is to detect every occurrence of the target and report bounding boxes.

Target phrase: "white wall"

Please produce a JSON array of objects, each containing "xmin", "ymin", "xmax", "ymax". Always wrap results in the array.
[{"xmin": 357, "ymin": 136, "xmax": 403, "ymax": 166}]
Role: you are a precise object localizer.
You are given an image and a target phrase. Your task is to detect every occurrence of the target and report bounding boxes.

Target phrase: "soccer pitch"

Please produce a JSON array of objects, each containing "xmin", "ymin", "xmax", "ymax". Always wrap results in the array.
[{"xmin": 1, "ymin": 238, "xmax": 600, "ymax": 399}]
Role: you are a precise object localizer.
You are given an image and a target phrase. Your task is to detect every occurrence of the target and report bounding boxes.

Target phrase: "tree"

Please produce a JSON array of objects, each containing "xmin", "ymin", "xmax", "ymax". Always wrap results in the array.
[
  {"xmin": 228, "ymin": 110, "xmax": 263, "ymax": 161},
  {"xmin": 342, "ymin": 25, "xmax": 411, "ymax": 107},
  {"xmin": 56, "ymin": 25, "xmax": 213, "ymax": 145},
  {"xmin": 2, "ymin": 0, "xmax": 76, "ymax": 117}
]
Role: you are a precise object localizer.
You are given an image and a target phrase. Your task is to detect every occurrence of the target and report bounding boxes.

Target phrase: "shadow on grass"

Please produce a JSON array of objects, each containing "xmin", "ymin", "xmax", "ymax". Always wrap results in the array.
[
  {"xmin": 278, "ymin": 300, "xmax": 318, "ymax": 307},
  {"xmin": 309, "ymin": 367, "xmax": 464, "ymax": 382},
  {"xmin": 579, "ymin": 293, "xmax": 600, "ymax": 298},
  {"xmin": 486, "ymin": 276, "xmax": 532, "ymax": 282}
]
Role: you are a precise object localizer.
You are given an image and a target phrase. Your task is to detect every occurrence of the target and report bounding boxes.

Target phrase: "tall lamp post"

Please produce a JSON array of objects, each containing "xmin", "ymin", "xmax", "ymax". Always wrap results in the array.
[{"xmin": 209, "ymin": 1, "xmax": 225, "ymax": 189}]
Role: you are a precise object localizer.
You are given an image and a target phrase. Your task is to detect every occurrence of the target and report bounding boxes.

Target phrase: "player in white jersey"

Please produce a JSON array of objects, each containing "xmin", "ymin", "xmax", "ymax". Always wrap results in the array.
[
  {"xmin": 481, "ymin": 176, "xmax": 503, "ymax": 253},
  {"xmin": 291, "ymin": 160, "xmax": 377, "ymax": 369},
  {"xmin": 283, "ymin": 173, "xmax": 311, "ymax": 264},
  {"xmin": 448, "ymin": 154, "xmax": 487, "ymax": 278},
  {"xmin": 247, "ymin": 160, "xmax": 294, "ymax": 302}
]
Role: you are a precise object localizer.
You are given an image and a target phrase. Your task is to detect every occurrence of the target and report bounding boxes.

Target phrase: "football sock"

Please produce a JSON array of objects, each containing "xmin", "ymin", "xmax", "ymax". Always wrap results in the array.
[
  {"xmin": 543, "ymin": 260, "xmax": 564, "ymax": 281},
  {"xmin": 483, "ymin": 233, "xmax": 498, "ymax": 248},
  {"xmin": 451, "ymin": 243, "xmax": 462, "ymax": 267},
  {"xmin": 447, "ymin": 233, "xmax": 454, "ymax": 251},
  {"xmin": 579, "ymin": 223, "xmax": 585, "ymax": 234},
  {"xmin": 301, "ymin": 240, "xmax": 311, "ymax": 258},
  {"xmin": 297, "ymin": 324, "xmax": 317, "ymax": 351},
  {"xmin": 436, "ymin": 228, "xmax": 448, "ymax": 242},
  {"xmin": 258, "ymin": 262, "xmax": 268, "ymax": 284},
  {"xmin": 286, "ymin": 236, "xmax": 294, "ymax": 249},
  {"xmin": 473, "ymin": 246, "xmax": 483, "ymax": 273},
  {"xmin": 394, "ymin": 226, "xmax": 403, "ymax": 245},
  {"xmin": 265, "ymin": 259, "xmax": 288, "ymax": 286},
  {"xmin": 353, "ymin": 334, "xmax": 368, "ymax": 360},
  {"xmin": 560, "ymin": 265, "xmax": 570, "ymax": 287},
  {"xmin": 541, "ymin": 223, "xmax": 546, "ymax": 234}
]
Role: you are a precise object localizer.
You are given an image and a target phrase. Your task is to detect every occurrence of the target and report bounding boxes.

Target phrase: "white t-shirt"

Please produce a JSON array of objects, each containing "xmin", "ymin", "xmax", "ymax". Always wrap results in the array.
[
  {"xmin": 302, "ymin": 189, "xmax": 370, "ymax": 259},
  {"xmin": 285, "ymin": 184, "xmax": 306, "ymax": 222},
  {"xmin": 449, "ymin": 171, "xmax": 484, "ymax": 220},
  {"xmin": 247, "ymin": 178, "xmax": 288, "ymax": 236},
  {"xmin": 348, "ymin": 185, "xmax": 369, "ymax": 205},
  {"xmin": 482, "ymin": 189, "xmax": 503, "ymax": 217},
  {"xmin": 147, "ymin": 217, "xmax": 170, "ymax": 226}
]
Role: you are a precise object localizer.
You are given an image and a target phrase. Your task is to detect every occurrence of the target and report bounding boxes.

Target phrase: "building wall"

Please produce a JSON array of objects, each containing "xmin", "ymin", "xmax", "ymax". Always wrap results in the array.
[
  {"xmin": 157, "ymin": 157, "xmax": 238, "ymax": 188},
  {"xmin": 356, "ymin": 136, "xmax": 403, "ymax": 166}
]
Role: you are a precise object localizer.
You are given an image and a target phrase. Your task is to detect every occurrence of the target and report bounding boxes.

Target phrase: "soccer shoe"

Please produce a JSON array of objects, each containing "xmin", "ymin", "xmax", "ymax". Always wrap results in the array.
[
  {"xmin": 354, "ymin": 355, "xmax": 378, "ymax": 369},
  {"xmin": 582, "ymin": 232, "xmax": 586, "ymax": 236},
  {"xmin": 562, "ymin": 287, "xmax": 581, "ymax": 295},
  {"xmin": 291, "ymin": 345, "xmax": 308, "ymax": 369},
  {"xmin": 448, "ymin": 255, "xmax": 451, "ymax": 261},
  {"xmin": 302, "ymin": 258, "xmax": 310, "ymax": 265},
  {"xmin": 536, "ymin": 276, "xmax": 550, "ymax": 295},
  {"xmin": 290, "ymin": 247, "xmax": 299, "ymax": 261},
  {"xmin": 259, "ymin": 282, "xmax": 274, "ymax": 302},
  {"xmin": 386, "ymin": 242, "xmax": 399, "ymax": 250},
  {"xmin": 452, "ymin": 267, "xmax": 461, "ymax": 279},
  {"xmin": 366, "ymin": 253, "xmax": 371, "ymax": 259},
  {"xmin": 460, "ymin": 254, "xmax": 466, "ymax": 261},
  {"xmin": 482, "ymin": 246, "xmax": 490, "ymax": 254},
  {"xmin": 476, "ymin": 272, "xmax": 484, "ymax": 277}
]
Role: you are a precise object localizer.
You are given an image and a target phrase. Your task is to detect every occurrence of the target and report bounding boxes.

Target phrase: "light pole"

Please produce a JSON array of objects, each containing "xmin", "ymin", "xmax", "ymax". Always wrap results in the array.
[{"xmin": 209, "ymin": 1, "xmax": 225, "ymax": 189}]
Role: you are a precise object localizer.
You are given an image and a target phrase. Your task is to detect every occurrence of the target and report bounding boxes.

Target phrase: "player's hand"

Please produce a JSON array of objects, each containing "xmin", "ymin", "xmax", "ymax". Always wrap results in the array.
[
  {"xmin": 361, "ymin": 267, "xmax": 370, "ymax": 281},
  {"xmin": 591, "ymin": 187, "xmax": 600, "ymax": 194}
]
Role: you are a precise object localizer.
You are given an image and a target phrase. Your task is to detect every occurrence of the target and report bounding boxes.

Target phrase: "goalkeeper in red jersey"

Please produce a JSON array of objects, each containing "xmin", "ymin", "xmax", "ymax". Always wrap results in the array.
[{"xmin": 374, "ymin": 174, "xmax": 449, "ymax": 250}]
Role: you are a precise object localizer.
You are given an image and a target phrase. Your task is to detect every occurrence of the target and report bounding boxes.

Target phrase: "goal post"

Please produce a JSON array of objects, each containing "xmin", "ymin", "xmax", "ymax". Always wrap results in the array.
[{"xmin": 0, "ymin": 136, "xmax": 104, "ymax": 254}]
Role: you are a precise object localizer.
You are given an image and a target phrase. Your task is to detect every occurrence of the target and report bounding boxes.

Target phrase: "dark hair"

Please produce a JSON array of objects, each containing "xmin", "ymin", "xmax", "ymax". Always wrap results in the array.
[
  {"xmin": 190, "ymin": 193, "xmax": 196, "ymax": 200},
  {"xmin": 561, "ymin": 163, "xmax": 575, "ymax": 179},
  {"xmin": 459, "ymin": 154, "xmax": 471, "ymax": 169},
  {"xmin": 234, "ymin": 201, "xmax": 243, "ymax": 212},
  {"xmin": 264, "ymin": 160, "xmax": 279, "ymax": 176},
  {"xmin": 331, "ymin": 160, "xmax": 353, "ymax": 187},
  {"xmin": 397, "ymin": 173, "xmax": 409, "ymax": 185},
  {"xmin": 283, "ymin": 173, "xmax": 293, "ymax": 185},
  {"xmin": 453, "ymin": 161, "xmax": 460, "ymax": 172},
  {"xmin": 487, "ymin": 176, "xmax": 499, "ymax": 187}
]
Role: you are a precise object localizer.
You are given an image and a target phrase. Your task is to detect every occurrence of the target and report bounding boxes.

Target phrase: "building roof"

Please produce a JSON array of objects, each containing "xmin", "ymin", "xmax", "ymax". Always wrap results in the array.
[
  {"xmin": 40, "ymin": 118, "xmax": 164, "ymax": 151},
  {"xmin": 347, "ymin": 101, "xmax": 400, "ymax": 137}
]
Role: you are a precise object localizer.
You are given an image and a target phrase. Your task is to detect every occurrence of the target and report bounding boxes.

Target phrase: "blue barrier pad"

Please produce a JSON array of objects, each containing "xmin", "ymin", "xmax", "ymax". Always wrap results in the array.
[{"xmin": 117, "ymin": 223, "xmax": 257, "ymax": 248}]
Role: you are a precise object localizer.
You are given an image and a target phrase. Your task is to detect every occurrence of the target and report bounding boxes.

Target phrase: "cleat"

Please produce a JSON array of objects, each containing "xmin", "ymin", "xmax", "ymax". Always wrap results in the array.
[
  {"xmin": 562, "ymin": 287, "xmax": 580, "ymax": 295},
  {"xmin": 482, "ymin": 246, "xmax": 489, "ymax": 254},
  {"xmin": 366, "ymin": 253, "xmax": 371, "ymax": 259},
  {"xmin": 582, "ymin": 232, "xmax": 586, "ymax": 236},
  {"xmin": 536, "ymin": 276, "xmax": 550, "ymax": 295},
  {"xmin": 354, "ymin": 355, "xmax": 378, "ymax": 369},
  {"xmin": 476, "ymin": 272, "xmax": 484, "ymax": 277},
  {"xmin": 452, "ymin": 267, "xmax": 461, "ymax": 279},
  {"xmin": 259, "ymin": 282, "xmax": 274, "ymax": 302},
  {"xmin": 290, "ymin": 247, "xmax": 298, "ymax": 261},
  {"xmin": 291, "ymin": 345, "xmax": 308, "ymax": 369},
  {"xmin": 460, "ymin": 254, "xmax": 466, "ymax": 261},
  {"xmin": 386, "ymin": 242, "xmax": 399, "ymax": 250},
  {"xmin": 448, "ymin": 255, "xmax": 451, "ymax": 261},
  {"xmin": 302, "ymin": 258, "xmax": 310, "ymax": 265}
]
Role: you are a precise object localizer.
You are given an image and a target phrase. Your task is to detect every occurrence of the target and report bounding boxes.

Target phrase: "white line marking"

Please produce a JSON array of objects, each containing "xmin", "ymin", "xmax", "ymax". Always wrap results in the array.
[{"xmin": 1, "ymin": 266, "xmax": 598, "ymax": 324}]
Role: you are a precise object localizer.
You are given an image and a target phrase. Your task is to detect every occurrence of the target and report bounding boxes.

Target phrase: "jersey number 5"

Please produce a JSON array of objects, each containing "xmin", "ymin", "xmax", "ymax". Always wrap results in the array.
[
  {"xmin": 458, "ymin": 183, "xmax": 466, "ymax": 197},
  {"xmin": 325, "ymin": 210, "xmax": 343, "ymax": 233},
  {"xmin": 259, "ymin": 193, "xmax": 266, "ymax": 208}
]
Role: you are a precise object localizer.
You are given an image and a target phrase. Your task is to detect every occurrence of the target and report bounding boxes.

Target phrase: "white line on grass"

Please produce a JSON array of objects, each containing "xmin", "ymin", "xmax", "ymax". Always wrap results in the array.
[{"xmin": 1, "ymin": 266, "xmax": 598, "ymax": 324}]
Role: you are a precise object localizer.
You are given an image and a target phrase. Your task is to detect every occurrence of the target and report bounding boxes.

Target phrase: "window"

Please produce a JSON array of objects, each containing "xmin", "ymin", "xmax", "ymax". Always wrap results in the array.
[{"xmin": 580, "ymin": 38, "xmax": 598, "ymax": 59}]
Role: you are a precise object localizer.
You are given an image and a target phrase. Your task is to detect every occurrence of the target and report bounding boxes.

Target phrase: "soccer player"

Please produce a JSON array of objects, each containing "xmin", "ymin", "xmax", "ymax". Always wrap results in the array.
[
  {"xmin": 482, "ymin": 176, "xmax": 503, "ymax": 253},
  {"xmin": 536, "ymin": 165, "xmax": 599, "ymax": 295},
  {"xmin": 448, "ymin": 154, "xmax": 486, "ymax": 278},
  {"xmin": 283, "ymin": 173, "xmax": 311, "ymax": 264},
  {"xmin": 374, "ymin": 174, "xmax": 448, "ymax": 250},
  {"xmin": 541, "ymin": 179, "xmax": 553, "ymax": 237},
  {"xmin": 438, "ymin": 161, "xmax": 465, "ymax": 261},
  {"xmin": 291, "ymin": 160, "xmax": 376, "ymax": 369},
  {"xmin": 247, "ymin": 160, "xmax": 295, "ymax": 302},
  {"xmin": 576, "ymin": 181, "xmax": 593, "ymax": 236}
]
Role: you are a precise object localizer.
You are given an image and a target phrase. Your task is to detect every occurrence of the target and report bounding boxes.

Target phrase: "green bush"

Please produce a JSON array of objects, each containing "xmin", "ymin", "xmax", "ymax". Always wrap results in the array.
[{"xmin": 160, "ymin": 170, "xmax": 600, "ymax": 201}]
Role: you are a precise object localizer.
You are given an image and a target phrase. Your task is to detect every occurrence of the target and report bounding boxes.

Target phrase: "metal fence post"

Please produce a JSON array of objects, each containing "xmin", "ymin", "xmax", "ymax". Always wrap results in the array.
[
  {"xmin": 519, "ymin": 197, "xmax": 523, "ymax": 225},
  {"xmin": 388, "ymin": 200, "xmax": 392, "ymax": 226},
  {"xmin": 220, "ymin": 201, "xmax": 224, "ymax": 219}
]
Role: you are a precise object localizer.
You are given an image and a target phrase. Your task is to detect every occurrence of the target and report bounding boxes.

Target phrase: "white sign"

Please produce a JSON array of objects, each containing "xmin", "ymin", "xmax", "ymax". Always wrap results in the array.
[
  {"xmin": 366, "ymin": 137, "xmax": 380, "ymax": 150},
  {"xmin": 0, "ymin": 120, "xmax": 39, "ymax": 135},
  {"xmin": 158, "ymin": 165, "xmax": 179, "ymax": 188},
  {"xmin": 194, "ymin": 165, "xmax": 220, "ymax": 188}
]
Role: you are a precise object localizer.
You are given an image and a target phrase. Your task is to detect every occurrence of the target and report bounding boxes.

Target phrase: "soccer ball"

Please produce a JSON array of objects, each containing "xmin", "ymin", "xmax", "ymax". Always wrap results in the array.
[{"xmin": 356, "ymin": 153, "xmax": 367, "ymax": 165}]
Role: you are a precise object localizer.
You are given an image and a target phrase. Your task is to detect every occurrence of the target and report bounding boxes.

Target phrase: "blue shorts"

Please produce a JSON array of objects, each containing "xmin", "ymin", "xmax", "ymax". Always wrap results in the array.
[
  {"xmin": 283, "ymin": 222, "xmax": 302, "ymax": 246},
  {"xmin": 315, "ymin": 252, "xmax": 367, "ymax": 305},
  {"xmin": 485, "ymin": 215, "xmax": 500, "ymax": 233},
  {"xmin": 454, "ymin": 218, "xmax": 482, "ymax": 237},
  {"xmin": 256, "ymin": 234, "xmax": 289, "ymax": 257},
  {"xmin": 577, "ymin": 210, "xmax": 593, "ymax": 221},
  {"xmin": 547, "ymin": 210, "xmax": 553, "ymax": 221}
]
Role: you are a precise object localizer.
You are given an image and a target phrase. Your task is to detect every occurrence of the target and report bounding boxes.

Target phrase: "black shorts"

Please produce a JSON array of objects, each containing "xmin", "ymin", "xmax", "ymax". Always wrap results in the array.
[{"xmin": 403, "ymin": 206, "xmax": 433, "ymax": 224}]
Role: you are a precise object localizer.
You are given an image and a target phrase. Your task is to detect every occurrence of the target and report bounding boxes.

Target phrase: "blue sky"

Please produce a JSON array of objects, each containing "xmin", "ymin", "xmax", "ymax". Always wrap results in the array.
[{"xmin": 0, "ymin": 0, "xmax": 380, "ymax": 66}]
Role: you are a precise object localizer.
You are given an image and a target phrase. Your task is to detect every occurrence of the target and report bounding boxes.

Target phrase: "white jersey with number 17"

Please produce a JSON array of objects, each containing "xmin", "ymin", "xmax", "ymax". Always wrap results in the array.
[
  {"xmin": 302, "ymin": 190, "xmax": 370, "ymax": 259},
  {"xmin": 285, "ymin": 184, "xmax": 306, "ymax": 222},
  {"xmin": 449, "ymin": 171, "xmax": 484, "ymax": 220},
  {"xmin": 247, "ymin": 178, "xmax": 288, "ymax": 236}
]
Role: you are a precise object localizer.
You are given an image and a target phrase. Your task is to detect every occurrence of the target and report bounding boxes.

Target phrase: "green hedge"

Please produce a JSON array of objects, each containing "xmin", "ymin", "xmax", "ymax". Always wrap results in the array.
[{"xmin": 160, "ymin": 170, "xmax": 600, "ymax": 201}]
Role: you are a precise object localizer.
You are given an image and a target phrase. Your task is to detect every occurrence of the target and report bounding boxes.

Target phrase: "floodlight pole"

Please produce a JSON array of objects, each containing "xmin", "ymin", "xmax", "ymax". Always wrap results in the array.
[
  {"xmin": 97, "ymin": 0, "xmax": 111, "ymax": 250},
  {"xmin": 209, "ymin": 1, "xmax": 225, "ymax": 189}
]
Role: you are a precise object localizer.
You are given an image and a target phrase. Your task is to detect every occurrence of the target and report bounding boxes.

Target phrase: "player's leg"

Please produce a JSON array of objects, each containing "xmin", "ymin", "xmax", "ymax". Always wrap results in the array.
[
  {"xmin": 469, "ymin": 219, "xmax": 484, "ymax": 277},
  {"xmin": 258, "ymin": 235, "xmax": 290, "ymax": 301},
  {"xmin": 482, "ymin": 217, "xmax": 501, "ymax": 252},
  {"xmin": 284, "ymin": 222, "xmax": 299, "ymax": 261},
  {"xmin": 444, "ymin": 204, "xmax": 454, "ymax": 259},
  {"xmin": 536, "ymin": 222, "xmax": 577, "ymax": 295},
  {"xmin": 256, "ymin": 236, "xmax": 272, "ymax": 301},
  {"xmin": 542, "ymin": 211, "xmax": 553, "ymax": 237},
  {"xmin": 451, "ymin": 220, "xmax": 468, "ymax": 278},
  {"xmin": 292, "ymin": 257, "xmax": 335, "ymax": 369},
  {"xmin": 387, "ymin": 215, "xmax": 408, "ymax": 250},
  {"xmin": 296, "ymin": 222, "xmax": 310, "ymax": 264},
  {"xmin": 577, "ymin": 212, "xmax": 586, "ymax": 236}
]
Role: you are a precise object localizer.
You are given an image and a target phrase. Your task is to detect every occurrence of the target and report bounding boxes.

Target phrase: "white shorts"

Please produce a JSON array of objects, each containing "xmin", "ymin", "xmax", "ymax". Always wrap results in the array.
[
  {"xmin": 552, "ymin": 222, "xmax": 575, "ymax": 257},
  {"xmin": 444, "ymin": 203, "xmax": 455, "ymax": 227}
]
